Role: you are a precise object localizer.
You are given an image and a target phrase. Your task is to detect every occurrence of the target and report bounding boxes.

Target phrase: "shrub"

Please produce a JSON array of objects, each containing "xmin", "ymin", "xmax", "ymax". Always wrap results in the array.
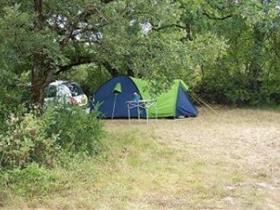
[
  {"xmin": 0, "ymin": 114, "xmax": 59, "ymax": 169},
  {"xmin": 0, "ymin": 103, "xmax": 104, "ymax": 170},
  {"xmin": 43, "ymin": 104, "xmax": 104, "ymax": 156},
  {"xmin": 0, "ymin": 163, "xmax": 57, "ymax": 197},
  {"xmin": 195, "ymin": 67, "xmax": 280, "ymax": 106}
]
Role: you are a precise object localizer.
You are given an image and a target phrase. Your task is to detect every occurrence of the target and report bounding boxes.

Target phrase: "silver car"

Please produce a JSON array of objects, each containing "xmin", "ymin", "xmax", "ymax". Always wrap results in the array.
[{"xmin": 44, "ymin": 81, "xmax": 88, "ymax": 106}]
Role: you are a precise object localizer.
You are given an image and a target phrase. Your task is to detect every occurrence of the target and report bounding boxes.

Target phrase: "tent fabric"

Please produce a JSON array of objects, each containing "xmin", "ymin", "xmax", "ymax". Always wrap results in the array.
[
  {"xmin": 94, "ymin": 76, "xmax": 145, "ymax": 118},
  {"xmin": 176, "ymin": 84, "xmax": 198, "ymax": 117},
  {"xmin": 113, "ymin": 82, "xmax": 122, "ymax": 94},
  {"xmin": 131, "ymin": 78, "xmax": 190, "ymax": 118},
  {"xmin": 92, "ymin": 76, "xmax": 198, "ymax": 118}
]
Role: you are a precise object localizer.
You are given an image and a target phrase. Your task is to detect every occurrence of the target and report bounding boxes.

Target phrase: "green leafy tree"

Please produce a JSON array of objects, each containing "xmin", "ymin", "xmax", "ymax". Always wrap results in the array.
[
  {"xmin": 1, "ymin": 0, "xmax": 279, "ymax": 107},
  {"xmin": 179, "ymin": 0, "xmax": 280, "ymax": 104}
]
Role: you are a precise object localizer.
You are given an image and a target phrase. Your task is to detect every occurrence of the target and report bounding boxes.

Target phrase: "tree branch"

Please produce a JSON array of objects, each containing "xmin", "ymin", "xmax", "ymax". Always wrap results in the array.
[
  {"xmin": 56, "ymin": 56, "xmax": 94, "ymax": 75},
  {"xmin": 153, "ymin": 24, "xmax": 185, "ymax": 31},
  {"xmin": 56, "ymin": 58, "xmax": 123, "ymax": 77},
  {"xmin": 202, "ymin": 10, "xmax": 232, "ymax": 20},
  {"xmin": 101, "ymin": 61, "xmax": 119, "ymax": 76},
  {"xmin": 101, "ymin": 0, "xmax": 116, "ymax": 3}
]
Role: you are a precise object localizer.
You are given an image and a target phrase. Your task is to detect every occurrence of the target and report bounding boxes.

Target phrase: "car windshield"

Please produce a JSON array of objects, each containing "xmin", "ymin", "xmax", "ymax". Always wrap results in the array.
[
  {"xmin": 57, "ymin": 85, "xmax": 72, "ymax": 97},
  {"xmin": 64, "ymin": 82, "xmax": 84, "ymax": 96}
]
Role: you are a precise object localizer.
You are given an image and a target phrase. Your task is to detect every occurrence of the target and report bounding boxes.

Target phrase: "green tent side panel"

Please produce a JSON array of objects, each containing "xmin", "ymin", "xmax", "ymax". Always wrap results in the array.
[{"xmin": 131, "ymin": 77, "xmax": 186, "ymax": 118}]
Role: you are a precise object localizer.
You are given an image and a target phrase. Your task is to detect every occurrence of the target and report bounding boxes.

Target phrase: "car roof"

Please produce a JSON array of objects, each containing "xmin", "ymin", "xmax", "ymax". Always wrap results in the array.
[
  {"xmin": 49, "ymin": 80, "xmax": 77, "ymax": 86},
  {"xmin": 49, "ymin": 80, "xmax": 67, "ymax": 86}
]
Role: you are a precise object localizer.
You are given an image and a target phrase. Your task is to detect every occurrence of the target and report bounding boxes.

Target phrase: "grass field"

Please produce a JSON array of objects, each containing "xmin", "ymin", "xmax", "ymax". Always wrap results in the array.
[{"xmin": 1, "ymin": 107, "xmax": 280, "ymax": 209}]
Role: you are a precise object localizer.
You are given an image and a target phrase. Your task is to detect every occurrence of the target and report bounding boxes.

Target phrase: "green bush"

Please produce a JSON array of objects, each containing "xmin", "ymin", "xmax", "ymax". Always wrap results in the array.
[
  {"xmin": 0, "ymin": 102, "xmax": 26, "ymax": 132},
  {"xmin": 43, "ymin": 104, "xmax": 104, "ymax": 156},
  {"xmin": 0, "ymin": 163, "xmax": 57, "ymax": 197},
  {"xmin": 195, "ymin": 72, "xmax": 280, "ymax": 106},
  {"xmin": 0, "ymin": 103, "xmax": 104, "ymax": 171},
  {"xmin": 0, "ymin": 114, "xmax": 59, "ymax": 169}
]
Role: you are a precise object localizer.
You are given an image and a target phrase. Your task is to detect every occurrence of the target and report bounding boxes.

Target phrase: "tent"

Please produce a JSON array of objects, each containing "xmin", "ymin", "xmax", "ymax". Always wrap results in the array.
[{"xmin": 91, "ymin": 76, "xmax": 198, "ymax": 118}]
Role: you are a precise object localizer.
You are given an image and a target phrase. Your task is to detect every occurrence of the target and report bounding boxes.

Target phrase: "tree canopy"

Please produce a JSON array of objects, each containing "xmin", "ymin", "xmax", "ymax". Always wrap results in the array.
[{"xmin": 0, "ymin": 0, "xmax": 280, "ymax": 109}]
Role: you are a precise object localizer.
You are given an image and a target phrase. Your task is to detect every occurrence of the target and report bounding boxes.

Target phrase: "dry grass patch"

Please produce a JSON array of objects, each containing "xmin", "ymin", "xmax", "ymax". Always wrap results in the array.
[{"xmin": 1, "ymin": 107, "xmax": 279, "ymax": 209}]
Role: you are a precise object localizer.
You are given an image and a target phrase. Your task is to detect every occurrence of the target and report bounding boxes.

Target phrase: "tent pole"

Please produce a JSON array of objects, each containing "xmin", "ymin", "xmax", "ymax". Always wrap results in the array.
[
  {"xmin": 128, "ymin": 103, "xmax": 131, "ymax": 124},
  {"xmin": 137, "ymin": 103, "xmax": 140, "ymax": 121},
  {"xmin": 112, "ymin": 94, "xmax": 117, "ymax": 119},
  {"xmin": 146, "ymin": 107, "xmax": 149, "ymax": 125},
  {"xmin": 156, "ymin": 101, "xmax": 158, "ymax": 121}
]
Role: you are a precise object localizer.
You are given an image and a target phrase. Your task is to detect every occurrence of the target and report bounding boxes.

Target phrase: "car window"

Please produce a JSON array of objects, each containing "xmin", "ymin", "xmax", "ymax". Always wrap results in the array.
[
  {"xmin": 46, "ymin": 85, "xmax": 57, "ymax": 98},
  {"xmin": 65, "ymin": 83, "xmax": 83, "ymax": 96},
  {"xmin": 57, "ymin": 84, "xmax": 71, "ymax": 97}
]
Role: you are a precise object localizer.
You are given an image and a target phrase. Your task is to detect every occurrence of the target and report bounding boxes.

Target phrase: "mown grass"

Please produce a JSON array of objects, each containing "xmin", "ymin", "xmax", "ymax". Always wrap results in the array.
[
  {"xmin": 0, "ymin": 132, "xmax": 260, "ymax": 209},
  {"xmin": 1, "ymin": 107, "xmax": 279, "ymax": 209}
]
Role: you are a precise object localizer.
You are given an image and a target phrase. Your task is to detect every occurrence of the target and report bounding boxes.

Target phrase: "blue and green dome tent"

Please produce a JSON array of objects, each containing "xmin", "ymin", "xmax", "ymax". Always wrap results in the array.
[{"xmin": 91, "ymin": 76, "xmax": 198, "ymax": 118}]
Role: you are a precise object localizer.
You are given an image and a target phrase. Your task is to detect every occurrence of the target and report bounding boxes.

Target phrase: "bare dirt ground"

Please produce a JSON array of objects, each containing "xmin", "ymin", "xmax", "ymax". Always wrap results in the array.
[{"xmin": 105, "ymin": 107, "xmax": 280, "ymax": 209}]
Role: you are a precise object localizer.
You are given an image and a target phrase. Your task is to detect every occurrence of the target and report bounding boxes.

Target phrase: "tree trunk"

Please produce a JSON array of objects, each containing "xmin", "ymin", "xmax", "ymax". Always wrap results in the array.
[
  {"xmin": 31, "ymin": 52, "xmax": 53, "ymax": 106},
  {"xmin": 247, "ymin": 25, "xmax": 264, "ymax": 92},
  {"xmin": 31, "ymin": 0, "xmax": 53, "ymax": 107},
  {"xmin": 127, "ymin": 68, "xmax": 134, "ymax": 77},
  {"xmin": 34, "ymin": 0, "xmax": 44, "ymax": 27},
  {"xmin": 102, "ymin": 61, "xmax": 119, "ymax": 76},
  {"xmin": 200, "ymin": 64, "xmax": 205, "ymax": 80}
]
